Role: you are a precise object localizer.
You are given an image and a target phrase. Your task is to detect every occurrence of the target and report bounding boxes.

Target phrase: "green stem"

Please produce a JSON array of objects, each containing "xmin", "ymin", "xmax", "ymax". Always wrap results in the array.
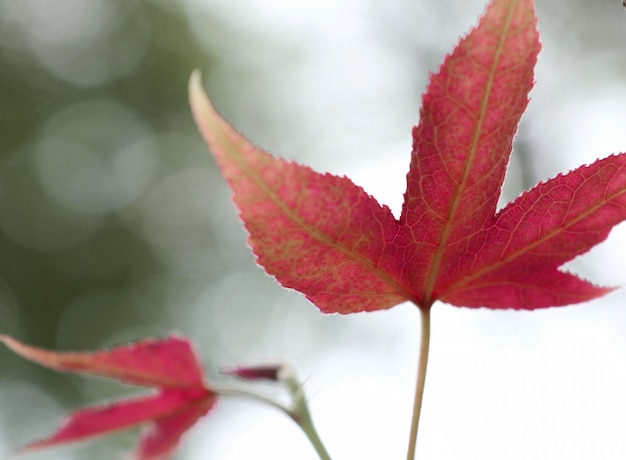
[
  {"xmin": 290, "ymin": 404, "xmax": 332, "ymax": 460},
  {"xmin": 214, "ymin": 368, "xmax": 332, "ymax": 460},
  {"xmin": 406, "ymin": 306, "xmax": 432, "ymax": 460},
  {"xmin": 281, "ymin": 366, "xmax": 333, "ymax": 460}
]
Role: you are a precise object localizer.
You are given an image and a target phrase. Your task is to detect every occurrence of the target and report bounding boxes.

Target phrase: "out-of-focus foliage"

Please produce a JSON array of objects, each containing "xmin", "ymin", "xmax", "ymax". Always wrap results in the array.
[
  {"xmin": 0, "ymin": 1, "xmax": 225, "ymax": 456},
  {"xmin": 0, "ymin": 1, "xmax": 210, "ymax": 321},
  {"xmin": 0, "ymin": 0, "xmax": 218, "ymax": 351}
]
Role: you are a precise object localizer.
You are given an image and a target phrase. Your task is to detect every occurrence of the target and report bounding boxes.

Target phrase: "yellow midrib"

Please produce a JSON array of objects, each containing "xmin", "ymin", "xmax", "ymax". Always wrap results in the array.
[{"xmin": 420, "ymin": 0, "xmax": 519, "ymax": 308}]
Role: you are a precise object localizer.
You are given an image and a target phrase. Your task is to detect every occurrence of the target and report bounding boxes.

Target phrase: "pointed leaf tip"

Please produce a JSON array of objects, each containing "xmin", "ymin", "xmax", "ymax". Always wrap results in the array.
[
  {"xmin": 188, "ymin": 70, "xmax": 215, "ymax": 143},
  {"xmin": 188, "ymin": 70, "xmax": 206, "ymax": 111}
]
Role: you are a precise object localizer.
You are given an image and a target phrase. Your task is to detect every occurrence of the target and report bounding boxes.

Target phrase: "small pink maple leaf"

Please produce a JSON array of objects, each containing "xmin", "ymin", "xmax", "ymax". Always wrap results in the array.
[
  {"xmin": 189, "ymin": 0, "xmax": 626, "ymax": 313},
  {"xmin": 0, "ymin": 335, "xmax": 216, "ymax": 460}
]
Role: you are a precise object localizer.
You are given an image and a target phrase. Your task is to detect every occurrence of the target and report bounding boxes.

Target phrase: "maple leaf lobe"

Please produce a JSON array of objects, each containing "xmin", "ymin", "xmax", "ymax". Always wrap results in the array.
[
  {"xmin": 441, "ymin": 154, "xmax": 626, "ymax": 309},
  {"xmin": 402, "ymin": 0, "xmax": 541, "ymax": 306},
  {"xmin": 190, "ymin": 71, "xmax": 413, "ymax": 313}
]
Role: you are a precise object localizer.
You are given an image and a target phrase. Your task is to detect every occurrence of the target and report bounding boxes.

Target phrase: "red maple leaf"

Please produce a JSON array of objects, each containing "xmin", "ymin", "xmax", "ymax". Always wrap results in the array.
[
  {"xmin": 0, "ymin": 335, "xmax": 216, "ymax": 460},
  {"xmin": 189, "ymin": 0, "xmax": 626, "ymax": 313}
]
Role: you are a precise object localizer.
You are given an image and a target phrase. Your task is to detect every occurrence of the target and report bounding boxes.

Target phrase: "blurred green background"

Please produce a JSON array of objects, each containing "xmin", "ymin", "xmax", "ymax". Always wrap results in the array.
[{"xmin": 1, "ymin": 0, "xmax": 626, "ymax": 459}]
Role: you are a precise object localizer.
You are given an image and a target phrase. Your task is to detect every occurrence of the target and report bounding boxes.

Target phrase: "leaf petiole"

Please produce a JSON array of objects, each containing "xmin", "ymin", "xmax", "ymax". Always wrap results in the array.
[
  {"xmin": 213, "ymin": 365, "xmax": 332, "ymax": 460},
  {"xmin": 280, "ymin": 365, "xmax": 333, "ymax": 460},
  {"xmin": 406, "ymin": 306, "xmax": 432, "ymax": 460}
]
